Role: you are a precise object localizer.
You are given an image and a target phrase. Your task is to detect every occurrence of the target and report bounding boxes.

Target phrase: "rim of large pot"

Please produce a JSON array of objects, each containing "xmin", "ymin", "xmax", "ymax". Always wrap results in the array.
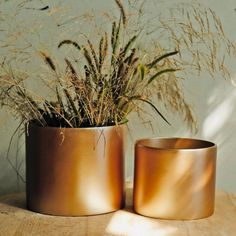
[
  {"xmin": 135, "ymin": 137, "xmax": 216, "ymax": 151},
  {"xmin": 27, "ymin": 122, "xmax": 127, "ymax": 130}
]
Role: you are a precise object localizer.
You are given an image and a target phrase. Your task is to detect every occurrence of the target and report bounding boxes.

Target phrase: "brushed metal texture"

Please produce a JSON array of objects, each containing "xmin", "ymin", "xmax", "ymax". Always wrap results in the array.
[
  {"xmin": 26, "ymin": 124, "xmax": 125, "ymax": 216},
  {"xmin": 133, "ymin": 137, "xmax": 217, "ymax": 220}
]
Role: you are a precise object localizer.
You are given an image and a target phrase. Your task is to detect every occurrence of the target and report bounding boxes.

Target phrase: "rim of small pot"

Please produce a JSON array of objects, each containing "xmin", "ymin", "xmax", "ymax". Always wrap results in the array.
[{"xmin": 135, "ymin": 137, "xmax": 216, "ymax": 151}]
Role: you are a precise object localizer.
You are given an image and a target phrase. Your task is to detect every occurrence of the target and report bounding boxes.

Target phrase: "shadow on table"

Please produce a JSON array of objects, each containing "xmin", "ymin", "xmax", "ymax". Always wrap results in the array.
[{"xmin": 0, "ymin": 192, "xmax": 26, "ymax": 209}]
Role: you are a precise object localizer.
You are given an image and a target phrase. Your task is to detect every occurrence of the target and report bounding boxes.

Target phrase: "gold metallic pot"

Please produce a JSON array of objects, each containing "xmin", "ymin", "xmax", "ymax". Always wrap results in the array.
[
  {"xmin": 26, "ymin": 124, "xmax": 125, "ymax": 216},
  {"xmin": 133, "ymin": 137, "xmax": 217, "ymax": 220}
]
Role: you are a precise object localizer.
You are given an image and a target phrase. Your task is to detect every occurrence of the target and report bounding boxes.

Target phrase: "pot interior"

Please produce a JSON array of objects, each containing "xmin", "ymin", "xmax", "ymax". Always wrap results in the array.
[{"xmin": 136, "ymin": 138, "xmax": 215, "ymax": 150}]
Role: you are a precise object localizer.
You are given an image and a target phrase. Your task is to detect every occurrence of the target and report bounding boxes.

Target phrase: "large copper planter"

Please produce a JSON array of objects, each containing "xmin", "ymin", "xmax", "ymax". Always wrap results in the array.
[
  {"xmin": 133, "ymin": 137, "xmax": 217, "ymax": 220},
  {"xmin": 26, "ymin": 124, "xmax": 125, "ymax": 216}
]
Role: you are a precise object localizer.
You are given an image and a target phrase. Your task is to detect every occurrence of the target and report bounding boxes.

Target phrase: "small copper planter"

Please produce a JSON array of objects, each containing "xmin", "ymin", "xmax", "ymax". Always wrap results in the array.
[
  {"xmin": 133, "ymin": 137, "xmax": 217, "ymax": 220},
  {"xmin": 26, "ymin": 124, "xmax": 125, "ymax": 216}
]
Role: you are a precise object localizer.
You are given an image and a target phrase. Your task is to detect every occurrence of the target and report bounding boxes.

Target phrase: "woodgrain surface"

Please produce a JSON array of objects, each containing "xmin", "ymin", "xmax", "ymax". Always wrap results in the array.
[{"xmin": 0, "ymin": 186, "xmax": 236, "ymax": 236}]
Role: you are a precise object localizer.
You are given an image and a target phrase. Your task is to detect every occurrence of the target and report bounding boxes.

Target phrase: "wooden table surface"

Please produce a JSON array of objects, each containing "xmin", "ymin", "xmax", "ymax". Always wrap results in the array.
[{"xmin": 0, "ymin": 186, "xmax": 236, "ymax": 236}]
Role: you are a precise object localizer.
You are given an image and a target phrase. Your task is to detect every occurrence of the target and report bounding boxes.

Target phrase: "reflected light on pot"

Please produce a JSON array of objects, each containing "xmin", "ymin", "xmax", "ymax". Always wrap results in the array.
[
  {"xmin": 105, "ymin": 210, "xmax": 177, "ymax": 236},
  {"xmin": 82, "ymin": 184, "xmax": 111, "ymax": 212},
  {"xmin": 134, "ymin": 138, "xmax": 216, "ymax": 219},
  {"xmin": 193, "ymin": 161, "xmax": 215, "ymax": 193}
]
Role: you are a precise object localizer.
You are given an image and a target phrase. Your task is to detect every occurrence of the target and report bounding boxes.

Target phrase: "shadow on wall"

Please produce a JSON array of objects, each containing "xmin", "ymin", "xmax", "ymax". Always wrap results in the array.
[
  {"xmin": 0, "ymin": 151, "xmax": 25, "ymax": 195},
  {"xmin": 0, "ymin": 118, "xmax": 25, "ymax": 195}
]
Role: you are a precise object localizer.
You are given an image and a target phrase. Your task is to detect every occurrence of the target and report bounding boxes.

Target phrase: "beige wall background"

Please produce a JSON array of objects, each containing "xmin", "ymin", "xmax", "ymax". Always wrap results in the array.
[{"xmin": 0, "ymin": 0, "xmax": 236, "ymax": 195}]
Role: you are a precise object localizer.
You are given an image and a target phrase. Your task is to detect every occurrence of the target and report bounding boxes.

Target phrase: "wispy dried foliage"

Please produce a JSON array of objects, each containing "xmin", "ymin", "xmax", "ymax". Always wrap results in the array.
[{"xmin": 0, "ymin": 0, "xmax": 235, "ymax": 131}]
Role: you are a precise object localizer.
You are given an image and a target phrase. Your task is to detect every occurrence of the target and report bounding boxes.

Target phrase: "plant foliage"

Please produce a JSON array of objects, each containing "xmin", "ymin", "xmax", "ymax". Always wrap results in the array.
[{"xmin": 0, "ymin": 0, "xmax": 235, "ymax": 130}]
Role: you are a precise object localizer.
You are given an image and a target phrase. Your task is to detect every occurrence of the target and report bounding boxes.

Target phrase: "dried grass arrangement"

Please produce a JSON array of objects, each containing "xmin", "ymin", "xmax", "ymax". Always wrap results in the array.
[{"xmin": 0, "ymin": 0, "xmax": 235, "ymax": 130}]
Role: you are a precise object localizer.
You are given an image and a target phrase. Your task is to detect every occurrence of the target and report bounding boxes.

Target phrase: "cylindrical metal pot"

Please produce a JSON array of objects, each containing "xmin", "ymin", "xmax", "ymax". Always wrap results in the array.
[
  {"xmin": 26, "ymin": 124, "xmax": 125, "ymax": 216},
  {"xmin": 134, "ymin": 137, "xmax": 217, "ymax": 220}
]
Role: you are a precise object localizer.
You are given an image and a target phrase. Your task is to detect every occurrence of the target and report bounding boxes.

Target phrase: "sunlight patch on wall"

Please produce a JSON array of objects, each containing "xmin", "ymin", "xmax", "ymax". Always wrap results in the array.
[{"xmin": 202, "ymin": 89, "xmax": 236, "ymax": 139}]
